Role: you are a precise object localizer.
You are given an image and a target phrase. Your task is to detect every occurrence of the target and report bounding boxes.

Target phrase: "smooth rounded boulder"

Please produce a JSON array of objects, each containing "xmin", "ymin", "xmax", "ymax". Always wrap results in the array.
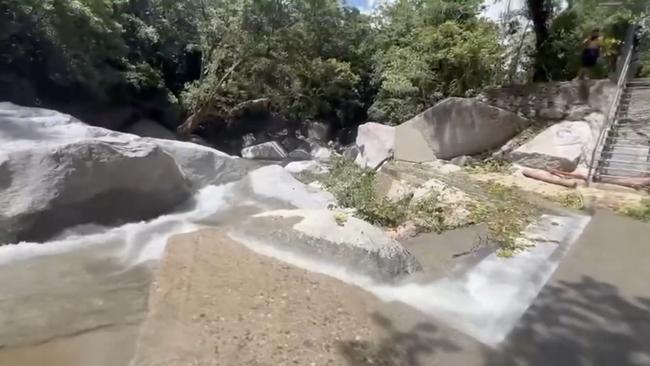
[
  {"xmin": 0, "ymin": 140, "xmax": 192, "ymax": 243},
  {"xmin": 355, "ymin": 122, "xmax": 395, "ymax": 169},
  {"xmin": 394, "ymin": 98, "xmax": 531, "ymax": 161},
  {"xmin": 0, "ymin": 102, "xmax": 251, "ymax": 243}
]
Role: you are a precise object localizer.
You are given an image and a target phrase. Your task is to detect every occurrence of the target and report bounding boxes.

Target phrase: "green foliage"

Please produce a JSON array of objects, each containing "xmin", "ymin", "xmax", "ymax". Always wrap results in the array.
[
  {"xmin": 321, "ymin": 157, "xmax": 448, "ymax": 233},
  {"xmin": 618, "ymin": 199, "xmax": 650, "ymax": 222},
  {"xmin": 0, "ymin": 0, "xmax": 200, "ymax": 107},
  {"xmin": 639, "ymin": 31, "xmax": 650, "ymax": 77},
  {"xmin": 546, "ymin": 192, "xmax": 586, "ymax": 210},
  {"xmin": 369, "ymin": 0, "xmax": 504, "ymax": 124},
  {"xmin": 0, "ymin": 0, "xmax": 520, "ymax": 131},
  {"xmin": 525, "ymin": 0, "xmax": 648, "ymax": 81},
  {"xmin": 466, "ymin": 158, "xmax": 513, "ymax": 174},
  {"xmin": 181, "ymin": 0, "xmax": 373, "ymax": 128},
  {"xmin": 322, "ymin": 157, "xmax": 408, "ymax": 228},
  {"xmin": 469, "ymin": 182, "xmax": 539, "ymax": 257},
  {"xmin": 408, "ymin": 195, "xmax": 446, "ymax": 233}
]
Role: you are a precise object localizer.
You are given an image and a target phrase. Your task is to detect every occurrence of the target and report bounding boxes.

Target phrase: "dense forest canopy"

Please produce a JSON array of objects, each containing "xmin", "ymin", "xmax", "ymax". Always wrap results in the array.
[{"xmin": 0, "ymin": 0, "xmax": 647, "ymax": 139}]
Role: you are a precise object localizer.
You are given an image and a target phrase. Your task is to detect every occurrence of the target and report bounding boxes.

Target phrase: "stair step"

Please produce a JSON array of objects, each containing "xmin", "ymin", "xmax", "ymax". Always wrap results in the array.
[
  {"xmin": 605, "ymin": 135, "xmax": 650, "ymax": 143},
  {"xmin": 600, "ymin": 166, "xmax": 650, "ymax": 174},
  {"xmin": 600, "ymin": 158, "xmax": 650, "ymax": 166},
  {"xmin": 602, "ymin": 142, "xmax": 650, "ymax": 150},
  {"xmin": 607, "ymin": 128, "xmax": 650, "ymax": 135},
  {"xmin": 600, "ymin": 150, "xmax": 650, "ymax": 157},
  {"xmin": 628, "ymin": 80, "xmax": 650, "ymax": 86}
]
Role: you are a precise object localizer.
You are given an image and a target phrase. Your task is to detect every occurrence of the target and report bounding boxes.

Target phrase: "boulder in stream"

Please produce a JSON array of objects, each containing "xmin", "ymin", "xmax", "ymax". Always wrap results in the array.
[
  {"xmin": 0, "ymin": 139, "xmax": 191, "ymax": 243},
  {"xmin": 354, "ymin": 122, "xmax": 395, "ymax": 169},
  {"xmin": 0, "ymin": 102, "xmax": 252, "ymax": 243}
]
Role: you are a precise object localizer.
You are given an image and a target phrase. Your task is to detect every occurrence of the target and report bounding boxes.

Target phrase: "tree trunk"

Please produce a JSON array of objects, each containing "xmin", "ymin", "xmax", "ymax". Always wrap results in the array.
[
  {"xmin": 176, "ymin": 59, "xmax": 242, "ymax": 138},
  {"xmin": 527, "ymin": 0, "xmax": 551, "ymax": 81}
]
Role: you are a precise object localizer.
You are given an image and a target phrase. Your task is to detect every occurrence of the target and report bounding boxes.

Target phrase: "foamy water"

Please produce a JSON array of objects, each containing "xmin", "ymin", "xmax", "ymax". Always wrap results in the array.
[
  {"xmin": 0, "ymin": 177, "xmax": 591, "ymax": 347},
  {"xmin": 0, "ymin": 184, "xmax": 233, "ymax": 266},
  {"xmin": 230, "ymin": 213, "xmax": 591, "ymax": 346}
]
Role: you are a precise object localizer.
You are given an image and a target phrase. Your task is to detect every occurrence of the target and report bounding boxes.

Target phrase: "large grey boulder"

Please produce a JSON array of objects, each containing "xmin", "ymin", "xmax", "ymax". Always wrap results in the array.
[
  {"xmin": 354, "ymin": 122, "xmax": 395, "ymax": 169},
  {"xmin": 241, "ymin": 141, "xmax": 287, "ymax": 160},
  {"xmin": 231, "ymin": 209, "xmax": 422, "ymax": 281},
  {"xmin": 509, "ymin": 113, "xmax": 605, "ymax": 171},
  {"xmin": 284, "ymin": 160, "xmax": 329, "ymax": 176},
  {"xmin": 154, "ymin": 139, "xmax": 255, "ymax": 189},
  {"xmin": 394, "ymin": 98, "xmax": 530, "ymax": 162},
  {"xmin": 0, "ymin": 140, "xmax": 191, "ymax": 243},
  {"xmin": 0, "ymin": 102, "xmax": 251, "ymax": 243}
]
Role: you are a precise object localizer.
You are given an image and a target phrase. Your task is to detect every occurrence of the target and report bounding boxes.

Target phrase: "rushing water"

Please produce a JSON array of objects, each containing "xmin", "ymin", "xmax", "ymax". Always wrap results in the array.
[{"xmin": 0, "ymin": 172, "xmax": 590, "ymax": 352}]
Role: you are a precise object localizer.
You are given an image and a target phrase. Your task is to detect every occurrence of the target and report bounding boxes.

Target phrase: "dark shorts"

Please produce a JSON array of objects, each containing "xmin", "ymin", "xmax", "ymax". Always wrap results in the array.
[{"xmin": 582, "ymin": 48, "xmax": 599, "ymax": 68}]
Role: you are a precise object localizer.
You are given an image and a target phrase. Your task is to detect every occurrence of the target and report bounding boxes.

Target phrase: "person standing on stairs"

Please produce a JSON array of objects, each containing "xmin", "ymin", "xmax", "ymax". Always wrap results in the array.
[{"xmin": 578, "ymin": 29, "xmax": 602, "ymax": 79}]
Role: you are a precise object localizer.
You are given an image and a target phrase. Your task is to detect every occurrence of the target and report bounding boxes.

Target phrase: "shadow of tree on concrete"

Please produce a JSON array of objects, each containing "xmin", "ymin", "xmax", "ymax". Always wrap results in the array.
[
  {"xmin": 486, "ymin": 275, "xmax": 650, "ymax": 366},
  {"xmin": 336, "ymin": 312, "xmax": 461, "ymax": 366}
]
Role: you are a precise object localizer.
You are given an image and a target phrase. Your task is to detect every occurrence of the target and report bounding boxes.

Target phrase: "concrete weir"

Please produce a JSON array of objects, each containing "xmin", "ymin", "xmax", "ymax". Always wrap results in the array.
[{"xmin": 230, "ymin": 212, "xmax": 592, "ymax": 346}]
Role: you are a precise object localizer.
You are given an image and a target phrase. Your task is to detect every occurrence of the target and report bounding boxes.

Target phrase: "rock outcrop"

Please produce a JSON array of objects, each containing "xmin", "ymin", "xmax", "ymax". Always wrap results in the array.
[
  {"xmin": 394, "ymin": 98, "xmax": 530, "ymax": 161},
  {"xmin": 284, "ymin": 160, "xmax": 329, "ymax": 176},
  {"xmin": 502, "ymin": 106, "xmax": 607, "ymax": 171},
  {"xmin": 0, "ymin": 139, "xmax": 191, "ymax": 243},
  {"xmin": 479, "ymin": 79, "xmax": 616, "ymax": 120},
  {"xmin": 287, "ymin": 148, "xmax": 311, "ymax": 160},
  {"xmin": 354, "ymin": 122, "xmax": 395, "ymax": 169},
  {"xmin": 509, "ymin": 120, "xmax": 596, "ymax": 171},
  {"xmin": 0, "ymin": 102, "xmax": 251, "ymax": 243},
  {"xmin": 155, "ymin": 139, "xmax": 255, "ymax": 189},
  {"xmin": 232, "ymin": 209, "xmax": 422, "ymax": 281}
]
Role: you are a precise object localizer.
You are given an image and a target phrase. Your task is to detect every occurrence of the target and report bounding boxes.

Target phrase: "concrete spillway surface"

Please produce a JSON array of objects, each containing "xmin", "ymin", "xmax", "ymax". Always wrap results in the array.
[{"xmin": 0, "ymin": 168, "xmax": 593, "ymax": 365}]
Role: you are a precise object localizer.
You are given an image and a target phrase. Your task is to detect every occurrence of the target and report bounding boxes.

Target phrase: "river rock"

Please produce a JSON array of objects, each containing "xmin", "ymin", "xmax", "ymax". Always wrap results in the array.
[
  {"xmin": 155, "ymin": 139, "xmax": 255, "ymax": 189},
  {"xmin": 241, "ymin": 141, "xmax": 287, "ymax": 160},
  {"xmin": 311, "ymin": 146, "xmax": 332, "ymax": 162},
  {"xmin": 305, "ymin": 121, "xmax": 330, "ymax": 143},
  {"xmin": 231, "ymin": 209, "xmax": 422, "ymax": 281},
  {"xmin": 0, "ymin": 102, "xmax": 253, "ymax": 243},
  {"xmin": 287, "ymin": 148, "xmax": 312, "ymax": 161},
  {"xmin": 394, "ymin": 98, "xmax": 530, "ymax": 162},
  {"xmin": 509, "ymin": 120, "xmax": 595, "ymax": 171},
  {"xmin": 0, "ymin": 139, "xmax": 191, "ymax": 243},
  {"xmin": 355, "ymin": 122, "xmax": 395, "ymax": 169},
  {"xmin": 285, "ymin": 160, "xmax": 328, "ymax": 176},
  {"xmin": 342, "ymin": 145, "xmax": 360, "ymax": 161}
]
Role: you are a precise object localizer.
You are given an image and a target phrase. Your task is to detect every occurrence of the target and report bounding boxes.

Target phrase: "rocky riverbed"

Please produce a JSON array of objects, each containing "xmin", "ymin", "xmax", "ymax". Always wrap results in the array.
[{"xmin": 1, "ymin": 100, "xmax": 649, "ymax": 366}]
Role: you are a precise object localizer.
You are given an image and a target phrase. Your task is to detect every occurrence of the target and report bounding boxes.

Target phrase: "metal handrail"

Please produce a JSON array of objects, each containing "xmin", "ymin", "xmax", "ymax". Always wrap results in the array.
[{"xmin": 586, "ymin": 24, "xmax": 637, "ymax": 186}]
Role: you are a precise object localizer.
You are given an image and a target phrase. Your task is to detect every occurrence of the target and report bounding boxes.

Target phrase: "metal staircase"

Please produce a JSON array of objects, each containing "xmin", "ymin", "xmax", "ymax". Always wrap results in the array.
[
  {"xmin": 589, "ymin": 24, "xmax": 650, "ymax": 184},
  {"xmin": 594, "ymin": 78, "xmax": 650, "ymax": 180}
]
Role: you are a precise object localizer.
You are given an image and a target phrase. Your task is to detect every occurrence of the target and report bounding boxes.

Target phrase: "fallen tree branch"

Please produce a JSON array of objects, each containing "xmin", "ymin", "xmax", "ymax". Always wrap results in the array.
[{"xmin": 177, "ymin": 59, "xmax": 243, "ymax": 138}]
